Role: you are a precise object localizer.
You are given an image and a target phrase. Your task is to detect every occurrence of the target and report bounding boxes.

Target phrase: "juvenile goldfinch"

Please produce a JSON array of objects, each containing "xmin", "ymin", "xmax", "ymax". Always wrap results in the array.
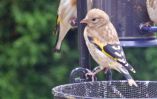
[
  {"xmin": 54, "ymin": 0, "xmax": 77, "ymax": 52},
  {"xmin": 146, "ymin": 0, "xmax": 157, "ymax": 25},
  {"xmin": 54, "ymin": 0, "xmax": 93, "ymax": 52},
  {"xmin": 80, "ymin": 8, "xmax": 137, "ymax": 87}
]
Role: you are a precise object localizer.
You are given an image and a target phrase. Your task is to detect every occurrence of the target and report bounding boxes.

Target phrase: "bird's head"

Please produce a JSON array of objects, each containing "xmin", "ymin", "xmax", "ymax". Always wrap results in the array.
[{"xmin": 80, "ymin": 8, "xmax": 110, "ymax": 28}]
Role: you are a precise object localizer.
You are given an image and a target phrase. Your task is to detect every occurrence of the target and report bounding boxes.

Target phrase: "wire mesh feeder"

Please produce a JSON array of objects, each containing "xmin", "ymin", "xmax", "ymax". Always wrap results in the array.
[{"xmin": 52, "ymin": 81, "xmax": 157, "ymax": 99}]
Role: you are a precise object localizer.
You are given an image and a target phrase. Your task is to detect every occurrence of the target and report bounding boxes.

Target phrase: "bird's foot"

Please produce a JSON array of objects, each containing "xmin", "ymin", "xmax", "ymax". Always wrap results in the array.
[
  {"xmin": 53, "ymin": 47, "xmax": 61, "ymax": 53},
  {"xmin": 141, "ymin": 21, "xmax": 153, "ymax": 27},
  {"xmin": 70, "ymin": 17, "xmax": 77, "ymax": 27},
  {"xmin": 85, "ymin": 70, "xmax": 96, "ymax": 81},
  {"xmin": 144, "ymin": 22, "xmax": 151, "ymax": 26},
  {"xmin": 128, "ymin": 79, "xmax": 138, "ymax": 87}
]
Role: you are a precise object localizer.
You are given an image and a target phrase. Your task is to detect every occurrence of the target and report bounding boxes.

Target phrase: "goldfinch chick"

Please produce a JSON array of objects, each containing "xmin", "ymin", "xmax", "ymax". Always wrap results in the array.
[
  {"xmin": 54, "ymin": 0, "xmax": 93, "ymax": 52},
  {"xmin": 54, "ymin": 0, "xmax": 77, "ymax": 52},
  {"xmin": 81, "ymin": 8, "xmax": 137, "ymax": 87}
]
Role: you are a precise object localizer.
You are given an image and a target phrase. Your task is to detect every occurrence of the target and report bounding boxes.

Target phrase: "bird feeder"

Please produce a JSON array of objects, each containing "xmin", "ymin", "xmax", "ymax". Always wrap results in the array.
[
  {"xmin": 52, "ymin": 0, "xmax": 157, "ymax": 98},
  {"xmin": 53, "ymin": 81, "xmax": 157, "ymax": 98},
  {"xmin": 92, "ymin": 0, "xmax": 157, "ymax": 47}
]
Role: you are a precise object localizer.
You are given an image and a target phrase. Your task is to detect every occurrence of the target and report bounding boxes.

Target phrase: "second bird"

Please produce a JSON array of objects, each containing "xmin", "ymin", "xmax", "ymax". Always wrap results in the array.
[
  {"xmin": 54, "ymin": 0, "xmax": 93, "ymax": 52},
  {"xmin": 54, "ymin": 0, "xmax": 77, "ymax": 52},
  {"xmin": 146, "ymin": 0, "xmax": 157, "ymax": 25},
  {"xmin": 81, "ymin": 8, "xmax": 137, "ymax": 87}
]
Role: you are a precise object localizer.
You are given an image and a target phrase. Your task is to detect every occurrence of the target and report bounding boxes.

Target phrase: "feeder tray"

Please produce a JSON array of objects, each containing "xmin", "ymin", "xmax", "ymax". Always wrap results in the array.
[{"xmin": 52, "ymin": 81, "xmax": 157, "ymax": 98}]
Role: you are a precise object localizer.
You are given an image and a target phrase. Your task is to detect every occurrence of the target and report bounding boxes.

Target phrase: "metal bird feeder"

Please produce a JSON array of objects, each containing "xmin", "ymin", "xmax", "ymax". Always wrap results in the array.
[
  {"xmin": 52, "ymin": 0, "xmax": 157, "ymax": 98},
  {"xmin": 92, "ymin": 0, "xmax": 157, "ymax": 47},
  {"xmin": 53, "ymin": 81, "xmax": 157, "ymax": 98}
]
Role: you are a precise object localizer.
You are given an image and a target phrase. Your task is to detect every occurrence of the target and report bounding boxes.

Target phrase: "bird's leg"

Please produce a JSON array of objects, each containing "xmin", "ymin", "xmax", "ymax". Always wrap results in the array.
[
  {"xmin": 85, "ymin": 69, "xmax": 96, "ymax": 81},
  {"xmin": 118, "ymin": 66, "xmax": 138, "ymax": 87},
  {"xmin": 85, "ymin": 66, "xmax": 104, "ymax": 81},
  {"xmin": 103, "ymin": 67, "xmax": 109, "ymax": 73},
  {"xmin": 103, "ymin": 68, "xmax": 112, "ymax": 81}
]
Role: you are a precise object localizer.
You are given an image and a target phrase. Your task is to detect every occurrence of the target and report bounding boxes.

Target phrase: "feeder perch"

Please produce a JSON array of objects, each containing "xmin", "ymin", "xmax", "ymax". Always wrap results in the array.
[
  {"xmin": 52, "ymin": 0, "xmax": 157, "ymax": 98},
  {"xmin": 139, "ymin": 24, "xmax": 157, "ymax": 34},
  {"xmin": 53, "ymin": 81, "xmax": 157, "ymax": 98},
  {"xmin": 69, "ymin": 67, "xmax": 97, "ymax": 83}
]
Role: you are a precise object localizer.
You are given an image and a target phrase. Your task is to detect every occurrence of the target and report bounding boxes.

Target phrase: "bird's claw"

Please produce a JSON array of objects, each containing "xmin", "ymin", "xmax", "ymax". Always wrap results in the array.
[
  {"xmin": 144, "ymin": 22, "xmax": 151, "ymax": 27},
  {"xmin": 70, "ymin": 17, "xmax": 77, "ymax": 27},
  {"xmin": 85, "ymin": 69, "xmax": 96, "ymax": 81},
  {"xmin": 53, "ymin": 47, "xmax": 61, "ymax": 53},
  {"xmin": 140, "ymin": 22, "xmax": 152, "ymax": 29}
]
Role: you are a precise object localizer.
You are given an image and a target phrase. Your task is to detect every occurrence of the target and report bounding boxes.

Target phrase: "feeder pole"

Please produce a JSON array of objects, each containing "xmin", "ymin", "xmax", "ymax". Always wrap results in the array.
[{"xmin": 77, "ymin": 0, "xmax": 91, "ymax": 69}]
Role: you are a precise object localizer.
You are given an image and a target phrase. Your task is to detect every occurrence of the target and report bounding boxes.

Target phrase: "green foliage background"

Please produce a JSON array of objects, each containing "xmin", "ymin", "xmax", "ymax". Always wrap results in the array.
[{"xmin": 0, "ymin": 0, "xmax": 157, "ymax": 99}]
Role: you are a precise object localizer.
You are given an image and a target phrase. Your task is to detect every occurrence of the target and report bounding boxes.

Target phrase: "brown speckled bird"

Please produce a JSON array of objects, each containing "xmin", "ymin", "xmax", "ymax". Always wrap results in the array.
[
  {"xmin": 146, "ymin": 0, "xmax": 157, "ymax": 25},
  {"xmin": 81, "ymin": 8, "xmax": 137, "ymax": 87},
  {"xmin": 54, "ymin": 0, "xmax": 93, "ymax": 52}
]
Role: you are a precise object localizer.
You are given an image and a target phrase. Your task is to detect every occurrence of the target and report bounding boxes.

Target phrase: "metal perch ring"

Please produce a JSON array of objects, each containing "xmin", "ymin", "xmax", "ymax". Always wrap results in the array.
[{"xmin": 52, "ymin": 81, "xmax": 157, "ymax": 98}]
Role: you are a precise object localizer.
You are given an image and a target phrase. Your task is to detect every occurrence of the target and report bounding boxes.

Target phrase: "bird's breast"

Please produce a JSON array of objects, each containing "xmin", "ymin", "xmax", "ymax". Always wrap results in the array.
[{"xmin": 84, "ymin": 31, "xmax": 117, "ymax": 68}]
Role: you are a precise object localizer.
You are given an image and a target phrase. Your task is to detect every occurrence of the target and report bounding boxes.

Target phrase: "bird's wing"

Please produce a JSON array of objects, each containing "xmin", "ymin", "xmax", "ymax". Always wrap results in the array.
[
  {"xmin": 88, "ymin": 36, "xmax": 136, "ymax": 73},
  {"xmin": 54, "ymin": 15, "xmax": 60, "ymax": 35},
  {"xmin": 54, "ymin": 0, "xmax": 67, "ymax": 35}
]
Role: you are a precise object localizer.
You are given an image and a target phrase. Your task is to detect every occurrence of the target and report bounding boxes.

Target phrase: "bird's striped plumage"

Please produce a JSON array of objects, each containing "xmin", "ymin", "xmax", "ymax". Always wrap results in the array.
[{"xmin": 82, "ymin": 8, "xmax": 137, "ymax": 87}]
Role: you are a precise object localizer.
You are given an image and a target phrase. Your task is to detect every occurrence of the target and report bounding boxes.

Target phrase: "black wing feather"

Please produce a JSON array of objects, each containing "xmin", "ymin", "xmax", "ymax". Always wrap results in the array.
[
  {"xmin": 103, "ymin": 44, "xmax": 123, "ymax": 59},
  {"xmin": 103, "ymin": 44, "xmax": 135, "ymax": 73},
  {"xmin": 87, "ymin": 36, "xmax": 136, "ymax": 73}
]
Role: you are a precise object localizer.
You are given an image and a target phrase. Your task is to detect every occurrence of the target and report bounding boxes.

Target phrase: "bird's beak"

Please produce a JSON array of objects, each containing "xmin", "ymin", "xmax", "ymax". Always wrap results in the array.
[{"xmin": 80, "ymin": 18, "xmax": 88, "ymax": 24}]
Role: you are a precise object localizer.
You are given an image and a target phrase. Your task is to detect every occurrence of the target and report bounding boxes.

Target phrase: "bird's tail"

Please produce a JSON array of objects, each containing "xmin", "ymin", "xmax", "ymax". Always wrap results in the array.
[
  {"xmin": 53, "ymin": 15, "xmax": 71, "ymax": 52},
  {"xmin": 126, "ymin": 63, "xmax": 136, "ymax": 73},
  {"xmin": 128, "ymin": 79, "xmax": 138, "ymax": 87},
  {"xmin": 117, "ymin": 59, "xmax": 136, "ymax": 74},
  {"xmin": 119, "ymin": 67, "xmax": 138, "ymax": 87},
  {"xmin": 53, "ymin": 15, "xmax": 61, "ymax": 52}
]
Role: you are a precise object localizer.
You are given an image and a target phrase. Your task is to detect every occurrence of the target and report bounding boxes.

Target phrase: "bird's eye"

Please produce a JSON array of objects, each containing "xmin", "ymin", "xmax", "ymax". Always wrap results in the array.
[{"xmin": 92, "ymin": 18, "xmax": 96, "ymax": 21}]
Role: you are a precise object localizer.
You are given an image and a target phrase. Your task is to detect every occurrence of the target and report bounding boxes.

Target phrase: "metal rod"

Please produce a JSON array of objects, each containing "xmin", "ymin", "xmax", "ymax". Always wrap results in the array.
[
  {"xmin": 77, "ymin": 0, "xmax": 91, "ymax": 69},
  {"xmin": 140, "ymin": 24, "xmax": 157, "ymax": 33}
]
